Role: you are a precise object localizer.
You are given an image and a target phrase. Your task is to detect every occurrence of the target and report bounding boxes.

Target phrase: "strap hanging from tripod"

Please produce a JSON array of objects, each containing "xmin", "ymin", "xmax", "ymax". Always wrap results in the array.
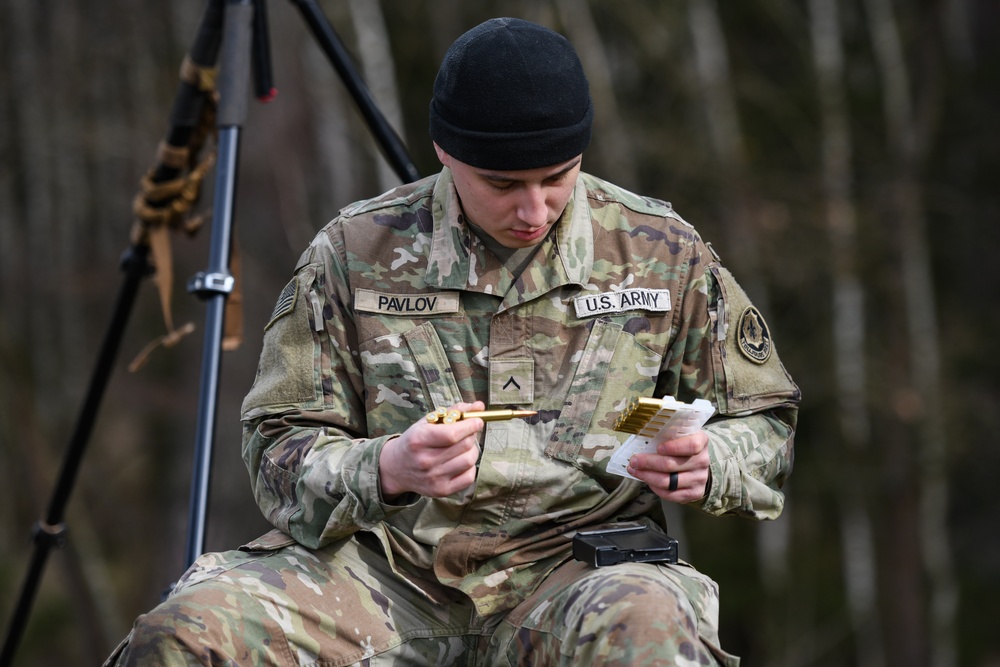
[{"xmin": 127, "ymin": 48, "xmax": 245, "ymax": 371}]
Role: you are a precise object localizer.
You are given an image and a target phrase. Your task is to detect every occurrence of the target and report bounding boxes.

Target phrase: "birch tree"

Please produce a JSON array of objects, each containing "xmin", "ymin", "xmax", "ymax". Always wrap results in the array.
[
  {"xmin": 553, "ymin": 0, "xmax": 638, "ymax": 189},
  {"xmin": 347, "ymin": 0, "xmax": 407, "ymax": 192},
  {"xmin": 862, "ymin": 0, "xmax": 958, "ymax": 665},
  {"xmin": 7, "ymin": 0, "xmax": 58, "ymax": 406},
  {"xmin": 686, "ymin": 0, "xmax": 766, "ymax": 298},
  {"xmin": 808, "ymin": 1, "xmax": 884, "ymax": 666}
]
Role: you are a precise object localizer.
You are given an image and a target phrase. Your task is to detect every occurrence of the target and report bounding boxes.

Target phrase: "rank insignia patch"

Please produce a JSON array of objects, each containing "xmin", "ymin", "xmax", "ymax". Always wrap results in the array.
[
  {"xmin": 737, "ymin": 306, "xmax": 772, "ymax": 364},
  {"xmin": 489, "ymin": 358, "xmax": 534, "ymax": 405}
]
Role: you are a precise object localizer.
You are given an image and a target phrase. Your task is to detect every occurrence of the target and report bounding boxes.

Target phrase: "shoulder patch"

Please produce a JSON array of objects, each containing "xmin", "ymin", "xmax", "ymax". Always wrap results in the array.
[
  {"xmin": 737, "ymin": 305, "xmax": 772, "ymax": 364},
  {"xmin": 265, "ymin": 278, "xmax": 298, "ymax": 330}
]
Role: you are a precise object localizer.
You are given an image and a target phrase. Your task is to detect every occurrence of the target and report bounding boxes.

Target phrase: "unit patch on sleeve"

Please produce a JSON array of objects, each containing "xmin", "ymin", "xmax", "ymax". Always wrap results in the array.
[
  {"xmin": 572, "ymin": 288, "xmax": 672, "ymax": 318},
  {"xmin": 737, "ymin": 305, "xmax": 772, "ymax": 364},
  {"xmin": 355, "ymin": 288, "xmax": 461, "ymax": 316}
]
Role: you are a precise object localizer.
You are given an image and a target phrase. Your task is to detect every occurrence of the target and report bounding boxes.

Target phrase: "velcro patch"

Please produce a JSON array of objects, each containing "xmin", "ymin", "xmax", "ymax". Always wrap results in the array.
[
  {"xmin": 573, "ymin": 288, "xmax": 671, "ymax": 318},
  {"xmin": 265, "ymin": 278, "xmax": 298, "ymax": 330},
  {"xmin": 489, "ymin": 358, "xmax": 534, "ymax": 405},
  {"xmin": 737, "ymin": 306, "xmax": 772, "ymax": 364},
  {"xmin": 355, "ymin": 289, "xmax": 460, "ymax": 316}
]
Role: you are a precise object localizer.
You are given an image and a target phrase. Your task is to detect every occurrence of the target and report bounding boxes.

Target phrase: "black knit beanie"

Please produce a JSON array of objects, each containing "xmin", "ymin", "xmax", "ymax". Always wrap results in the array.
[{"xmin": 429, "ymin": 17, "xmax": 593, "ymax": 171}]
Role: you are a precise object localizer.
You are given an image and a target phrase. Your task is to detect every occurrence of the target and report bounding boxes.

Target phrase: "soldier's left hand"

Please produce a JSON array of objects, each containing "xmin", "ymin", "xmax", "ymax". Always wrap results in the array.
[{"xmin": 626, "ymin": 430, "xmax": 710, "ymax": 504}]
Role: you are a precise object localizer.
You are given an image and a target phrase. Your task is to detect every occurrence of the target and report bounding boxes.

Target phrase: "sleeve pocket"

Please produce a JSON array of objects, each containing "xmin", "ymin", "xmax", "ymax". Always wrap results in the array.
[
  {"xmin": 710, "ymin": 265, "xmax": 799, "ymax": 414},
  {"xmin": 241, "ymin": 264, "xmax": 324, "ymax": 420}
]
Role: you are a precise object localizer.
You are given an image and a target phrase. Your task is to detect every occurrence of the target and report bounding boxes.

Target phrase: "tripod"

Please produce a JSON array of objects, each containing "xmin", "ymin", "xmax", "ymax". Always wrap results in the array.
[{"xmin": 0, "ymin": 1, "xmax": 418, "ymax": 664}]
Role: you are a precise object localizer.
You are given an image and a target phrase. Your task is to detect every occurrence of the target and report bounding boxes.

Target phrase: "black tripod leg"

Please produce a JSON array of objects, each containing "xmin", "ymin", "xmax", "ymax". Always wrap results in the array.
[
  {"xmin": 289, "ymin": 0, "xmax": 420, "ymax": 184},
  {"xmin": 251, "ymin": 0, "xmax": 277, "ymax": 102},
  {"xmin": 183, "ymin": 0, "xmax": 255, "ymax": 569},
  {"xmin": 0, "ymin": 245, "xmax": 152, "ymax": 667}
]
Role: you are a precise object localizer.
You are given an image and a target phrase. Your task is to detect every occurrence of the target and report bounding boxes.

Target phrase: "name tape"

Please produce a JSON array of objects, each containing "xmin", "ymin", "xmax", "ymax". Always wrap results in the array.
[
  {"xmin": 573, "ymin": 288, "xmax": 672, "ymax": 318},
  {"xmin": 355, "ymin": 288, "xmax": 461, "ymax": 316}
]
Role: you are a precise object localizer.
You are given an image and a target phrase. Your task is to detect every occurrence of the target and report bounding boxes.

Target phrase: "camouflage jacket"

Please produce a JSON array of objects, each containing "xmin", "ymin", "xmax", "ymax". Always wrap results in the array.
[{"xmin": 240, "ymin": 168, "xmax": 800, "ymax": 615}]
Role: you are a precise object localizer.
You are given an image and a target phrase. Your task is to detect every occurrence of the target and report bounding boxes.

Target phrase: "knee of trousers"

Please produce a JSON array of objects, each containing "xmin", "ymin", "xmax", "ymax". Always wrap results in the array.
[
  {"xmin": 112, "ymin": 583, "xmax": 292, "ymax": 666},
  {"xmin": 499, "ymin": 562, "xmax": 724, "ymax": 665},
  {"xmin": 565, "ymin": 566, "xmax": 702, "ymax": 639}
]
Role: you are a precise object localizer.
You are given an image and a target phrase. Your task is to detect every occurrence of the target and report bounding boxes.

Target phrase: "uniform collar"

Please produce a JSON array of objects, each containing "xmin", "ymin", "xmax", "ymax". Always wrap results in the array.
[{"xmin": 424, "ymin": 168, "xmax": 594, "ymax": 305}]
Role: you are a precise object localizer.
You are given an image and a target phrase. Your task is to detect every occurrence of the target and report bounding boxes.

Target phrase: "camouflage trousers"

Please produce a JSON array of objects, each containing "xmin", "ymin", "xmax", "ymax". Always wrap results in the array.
[{"xmin": 106, "ymin": 533, "xmax": 738, "ymax": 666}]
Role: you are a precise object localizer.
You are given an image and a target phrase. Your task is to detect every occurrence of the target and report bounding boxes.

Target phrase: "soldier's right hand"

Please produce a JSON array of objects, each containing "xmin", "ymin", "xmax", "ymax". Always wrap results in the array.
[{"xmin": 378, "ymin": 402, "xmax": 485, "ymax": 500}]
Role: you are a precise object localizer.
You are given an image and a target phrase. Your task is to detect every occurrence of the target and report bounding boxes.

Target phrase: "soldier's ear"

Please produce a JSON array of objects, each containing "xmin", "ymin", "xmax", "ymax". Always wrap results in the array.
[{"xmin": 433, "ymin": 142, "xmax": 451, "ymax": 167}]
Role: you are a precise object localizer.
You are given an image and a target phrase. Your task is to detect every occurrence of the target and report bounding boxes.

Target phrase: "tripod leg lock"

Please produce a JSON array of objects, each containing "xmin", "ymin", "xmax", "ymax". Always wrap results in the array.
[
  {"xmin": 31, "ymin": 521, "xmax": 69, "ymax": 550},
  {"xmin": 188, "ymin": 270, "xmax": 235, "ymax": 299}
]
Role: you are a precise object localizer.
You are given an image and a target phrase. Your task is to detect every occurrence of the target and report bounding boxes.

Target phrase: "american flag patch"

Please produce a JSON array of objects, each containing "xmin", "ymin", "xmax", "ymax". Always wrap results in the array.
[{"xmin": 266, "ymin": 279, "xmax": 298, "ymax": 330}]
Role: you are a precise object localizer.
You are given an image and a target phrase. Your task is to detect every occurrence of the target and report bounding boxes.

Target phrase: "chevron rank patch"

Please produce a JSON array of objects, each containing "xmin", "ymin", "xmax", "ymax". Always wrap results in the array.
[
  {"xmin": 737, "ymin": 305, "xmax": 772, "ymax": 364},
  {"xmin": 489, "ymin": 358, "xmax": 534, "ymax": 405},
  {"xmin": 266, "ymin": 278, "xmax": 298, "ymax": 330}
]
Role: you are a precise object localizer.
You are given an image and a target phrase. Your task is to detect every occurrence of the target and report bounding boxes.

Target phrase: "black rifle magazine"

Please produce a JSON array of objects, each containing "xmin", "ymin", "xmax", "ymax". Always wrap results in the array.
[{"xmin": 572, "ymin": 522, "xmax": 678, "ymax": 567}]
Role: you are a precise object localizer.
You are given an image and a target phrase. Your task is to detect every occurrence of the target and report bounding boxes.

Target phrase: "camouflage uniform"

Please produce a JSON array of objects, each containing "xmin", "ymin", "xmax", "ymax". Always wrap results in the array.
[{"xmin": 108, "ymin": 169, "xmax": 799, "ymax": 666}]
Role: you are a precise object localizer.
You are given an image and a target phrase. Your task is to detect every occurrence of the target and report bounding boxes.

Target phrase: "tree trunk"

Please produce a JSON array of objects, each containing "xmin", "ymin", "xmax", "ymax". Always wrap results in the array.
[
  {"xmin": 301, "ymin": 7, "xmax": 362, "ymax": 239},
  {"xmin": 347, "ymin": 0, "xmax": 406, "ymax": 192},
  {"xmin": 808, "ymin": 1, "xmax": 884, "ymax": 666},
  {"xmin": 554, "ymin": 0, "xmax": 638, "ymax": 189},
  {"xmin": 687, "ymin": 0, "xmax": 769, "ymax": 304},
  {"xmin": 942, "ymin": 0, "xmax": 974, "ymax": 66},
  {"xmin": 863, "ymin": 0, "xmax": 958, "ymax": 665},
  {"xmin": 0, "ymin": 4, "xmax": 16, "ymax": 317},
  {"xmin": 8, "ymin": 0, "xmax": 57, "ymax": 408}
]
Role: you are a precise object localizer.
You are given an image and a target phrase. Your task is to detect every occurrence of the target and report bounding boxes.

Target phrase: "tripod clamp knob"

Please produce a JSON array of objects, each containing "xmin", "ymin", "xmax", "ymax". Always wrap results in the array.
[
  {"xmin": 32, "ymin": 521, "xmax": 68, "ymax": 550},
  {"xmin": 188, "ymin": 271, "xmax": 235, "ymax": 299}
]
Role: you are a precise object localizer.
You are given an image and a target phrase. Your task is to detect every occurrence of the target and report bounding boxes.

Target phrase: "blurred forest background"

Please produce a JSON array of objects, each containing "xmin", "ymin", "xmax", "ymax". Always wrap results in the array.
[{"xmin": 1, "ymin": 0, "xmax": 997, "ymax": 665}]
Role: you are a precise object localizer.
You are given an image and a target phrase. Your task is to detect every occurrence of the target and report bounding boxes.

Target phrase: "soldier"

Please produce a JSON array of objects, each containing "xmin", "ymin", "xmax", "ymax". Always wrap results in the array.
[{"xmin": 107, "ymin": 17, "xmax": 799, "ymax": 666}]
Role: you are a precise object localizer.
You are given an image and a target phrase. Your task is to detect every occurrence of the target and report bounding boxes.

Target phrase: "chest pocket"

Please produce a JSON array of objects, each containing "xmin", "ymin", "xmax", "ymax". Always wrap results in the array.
[
  {"xmin": 404, "ymin": 322, "xmax": 464, "ymax": 409},
  {"xmin": 545, "ymin": 318, "xmax": 660, "ymax": 472},
  {"xmin": 358, "ymin": 320, "xmax": 463, "ymax": 425}
]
